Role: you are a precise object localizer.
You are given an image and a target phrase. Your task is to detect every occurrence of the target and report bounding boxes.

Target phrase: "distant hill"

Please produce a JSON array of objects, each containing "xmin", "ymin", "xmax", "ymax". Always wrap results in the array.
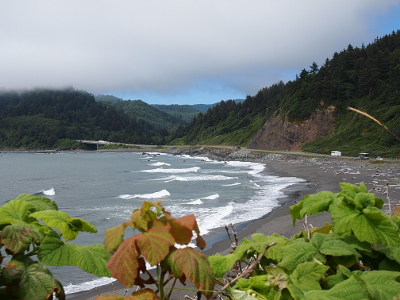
[
  {"xmin": 152, "ymin": 104, "xmax": 201, "ymax": 123},
  {"xmin": 153, "ymin": 99, "xmax": 245, "ymax": 122},
  {"xmin": 96, "ymin": 97, "xmax": 188, "ymax": 134},
  {"xmin": 0, "ymin": 89, "xmax": 168, "ymax": 149},
  {"xmin": 173, "ymin": 31, "xmax": 400, "ymax": 158}
]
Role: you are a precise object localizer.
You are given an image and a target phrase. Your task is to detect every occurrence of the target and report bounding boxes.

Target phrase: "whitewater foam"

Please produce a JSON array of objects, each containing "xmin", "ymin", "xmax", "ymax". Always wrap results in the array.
[
  {"xmin": 42, "ymin": 188, "xmax": 55, "ymax": 196},
  {"xmin": 187, "ymin": 199, "xmax": 203, "ymax": 205},
  {"xmin": 203, "ymin": 193, "xmax": 219, "ymax": 200},
  {"xmin": 159, "ymin": 174, "xmax": 237, "ymax": 182},
  {"xmin": 64, "ymin": 277, "xmax": 116, "ymax": 295},
  {"xmin": 118, "ymin": 189, "xmax": 170, "ymax": 199},
  {"xmin": 142, "ymin": 167, "xmax": 200, "ymax": 173},
  {"xmin": 149, "ymin": 162, "xmax": 171, "ymax": 167}
]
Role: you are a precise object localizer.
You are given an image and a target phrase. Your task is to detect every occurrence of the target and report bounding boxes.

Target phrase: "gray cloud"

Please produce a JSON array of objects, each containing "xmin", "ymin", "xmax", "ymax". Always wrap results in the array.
[{"xmin": 1, "ymin": 1, "xmax": 399, "ymax": 103}]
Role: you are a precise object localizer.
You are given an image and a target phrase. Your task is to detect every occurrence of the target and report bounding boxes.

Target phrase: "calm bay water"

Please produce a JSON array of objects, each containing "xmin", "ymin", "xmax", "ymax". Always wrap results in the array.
[{"xmin": 0, "ymin": 151, "xmax": 305, "ymax": 295}]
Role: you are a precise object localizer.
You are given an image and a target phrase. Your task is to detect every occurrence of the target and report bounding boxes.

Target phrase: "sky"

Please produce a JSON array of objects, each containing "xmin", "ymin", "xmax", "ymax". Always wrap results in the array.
[{"xmin": 1, "ymin": 1, "xmax": 400, "ymax": 105}]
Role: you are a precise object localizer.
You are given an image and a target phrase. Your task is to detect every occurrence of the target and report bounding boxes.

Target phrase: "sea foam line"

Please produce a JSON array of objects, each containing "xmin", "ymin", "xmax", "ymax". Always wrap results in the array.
[
  {"xmin": 142, "ymin": 167, "xmax": 200, "ymax": 173},
  {"xmin": 118, "ymin": 189, "xmax": 170, "ymax": 199},
  {"xmin": 64, "ymin": 277, "xmax": 116, "ymax": 295},
  {"xmin": 159, "ymin": 175, "xmax": 236, "ymax": 182}
]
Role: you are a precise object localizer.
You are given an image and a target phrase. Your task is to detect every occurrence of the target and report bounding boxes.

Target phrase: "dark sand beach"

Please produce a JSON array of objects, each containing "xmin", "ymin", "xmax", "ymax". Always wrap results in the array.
[{"xmin": 69, "ymin": 148, "xmax": 400, "ymax": 299}]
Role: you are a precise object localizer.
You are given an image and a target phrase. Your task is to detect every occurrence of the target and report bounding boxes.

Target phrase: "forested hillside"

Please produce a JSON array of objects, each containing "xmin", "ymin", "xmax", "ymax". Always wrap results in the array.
[
  {"xmin": 175, "ymin": 31, "xmax": 400, "ymax": 157},
  {"xmin": 0, "ymin": 89, "xmax": 167, "ymax": 149}
]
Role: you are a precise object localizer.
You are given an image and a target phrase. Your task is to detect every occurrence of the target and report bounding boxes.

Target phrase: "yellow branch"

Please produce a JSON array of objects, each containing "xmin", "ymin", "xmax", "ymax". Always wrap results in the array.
[{"xmin": 347, "ymin": 107, "xmax": 400, "ymax": 141}]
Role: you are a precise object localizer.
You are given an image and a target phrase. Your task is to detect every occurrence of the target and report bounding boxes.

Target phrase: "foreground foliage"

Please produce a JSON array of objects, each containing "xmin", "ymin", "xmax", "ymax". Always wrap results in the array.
[
  {"xmin": 97, "ymin": 201, "xmax": 215, "ymax": 300},
  {"xmin": 208, "ymin": 182, "xmax": 400, "ymax": 299},
  {"xmin": 0, "ymin": 194, "xmax": 111, "ymax": 300}
]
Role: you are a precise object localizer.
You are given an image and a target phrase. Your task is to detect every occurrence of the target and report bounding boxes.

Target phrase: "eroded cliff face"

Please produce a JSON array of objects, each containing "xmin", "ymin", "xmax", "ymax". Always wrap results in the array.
[{"xmin": 248, "ymin": 106, "xmax": 336, "ymax": 151}]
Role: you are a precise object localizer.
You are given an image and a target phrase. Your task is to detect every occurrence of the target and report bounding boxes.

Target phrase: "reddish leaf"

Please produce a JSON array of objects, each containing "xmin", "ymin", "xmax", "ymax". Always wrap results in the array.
[
  {"xmin": 131, "ymin": 288, "xmax": 161, "ymax": 300},
  {"xmin": 1, "ymin": 225, "xmax": 42, "ymax": 254},
  {"xmin": 107, "ymin": 236, "xmax": 141, "ymax": 287},
  {"xmin": 169, "ymin": 219, "xmax": 193, "ymax": 245},
  {"xmin": 104, "ymin": 220, "xmax": 133, "ymax": 253},
  {"xmin": 393, "ymin": 206, "xmax": 400, "ymax": 216},
  {"xmin": 171, "ymin": 214, "xmax": 206, "ymax": 249},
  {"xmin": 136, "ymin": 223, "xmax": 174, "ymax": 266},
  {"xmin": 167, "ymin": 248, "xmax": 215, "ymax": 299},
  {"xmin": 196, "ymin": 235, "xmax": 206, "ymax": 250}
]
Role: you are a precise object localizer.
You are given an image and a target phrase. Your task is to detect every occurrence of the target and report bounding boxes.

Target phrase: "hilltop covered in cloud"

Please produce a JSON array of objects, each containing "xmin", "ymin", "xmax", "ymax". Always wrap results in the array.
[{"xmin": 1, "ymin": 1, "xmax": 400, "ymax": 104}]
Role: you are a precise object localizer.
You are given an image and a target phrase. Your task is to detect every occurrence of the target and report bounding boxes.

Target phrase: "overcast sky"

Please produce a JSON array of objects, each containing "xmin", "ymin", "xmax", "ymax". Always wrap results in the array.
[{"xmin": 1, "ymin": 1, "xmax": 400, "ymax": 104}]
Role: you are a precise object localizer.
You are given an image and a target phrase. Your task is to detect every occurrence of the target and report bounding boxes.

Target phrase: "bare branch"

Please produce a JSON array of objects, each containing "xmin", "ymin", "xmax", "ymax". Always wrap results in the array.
[{"xmin": 221, "ymin": 242, "xmax": 277, "ymax": 291}]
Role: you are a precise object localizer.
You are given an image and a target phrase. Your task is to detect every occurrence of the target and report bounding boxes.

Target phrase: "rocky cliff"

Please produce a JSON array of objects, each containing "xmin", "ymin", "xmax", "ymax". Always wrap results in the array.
[{"xmin": 248, "ymin": 106, "xmax": 336, "ymax": 151}]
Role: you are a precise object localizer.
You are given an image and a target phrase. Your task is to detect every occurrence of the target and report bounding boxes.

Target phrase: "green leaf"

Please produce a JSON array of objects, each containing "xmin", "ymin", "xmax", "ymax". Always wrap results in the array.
[
  {"xmin": 373, "ymin": 244, "xmax": 400, "ymax": 264},
  {"xmin": 30, "ymin": 210, "xmax": 79, "ymax": 241},
  {"xmin": 251, "ymin": 233, "xmax": 289, "ymax": 262},
  {"xmin": 290, "ymin": 262, "xmax": 329, "ymax": 292},
  {"xmin": 226, "ymin": 287, "xmax": 261, "ymax": 300},
  {"xmin": 306, "ymin": 270, "xmax": 400, "ymax": 299},
  {"xmin": 208, "ymin": 252, "xmax": 238, "ymax": 278},
  {"xmin": 15, "ymin": 193, "xmax": 58, "ymax": 211},
  {"xmin": 67, "ymin": 217, "xmax": 97, "ymax": 233},
  {"xmin": 278, "ymin": 239, "xmax": 325, "ymax": 272},
  {"xmin": 323, "ymin": 265, "xmax": 352, "ymax": 289},
  {"xmin": 342, "ymin": 235, "xmax": 372, "ymax": 253},
  {"xmin": 234, "ymin": 275, "xmax": 270, "ymax": 298},
  {"xmin": 339, "ymin": 182, "xmax": 365, "ymax": 199},
  {"xmin": 136, "ymin": 222, "xmax": 175, "ymax": 266},
  {"xmin": 354, "ymin": 192, "xmax": 375, "ymax": 210},
  {"xmin": 0, "ymin": 225, "xmax": 42, "ymax": 254},
  {"xmin": 290, "ymin": 191, "xmax": 335, "ymax": 225},
  {"xmin": 311, "ymin": 233, "xmax": 360, "ymax": 258},
  {"xmin": 264, "ymin": 266, "xmax": 288, "ymax": 291},
  {"xmin": 0, "ymin": 199, "xmax": 36, "ymax": 225},
  {"xmin": 37, "ymin": 231, "xmax": 111, "ymax": 277},
  {"xmin": 330, "ymin": 201, "xmax": 400, "ymax": 246},
  {"xmin": 167, "ymin": 247, "xmax": 215, "ymax": 299},
  {"xmin": 3, "ymin": 256, "xmax": 65, "ymax": 300}
]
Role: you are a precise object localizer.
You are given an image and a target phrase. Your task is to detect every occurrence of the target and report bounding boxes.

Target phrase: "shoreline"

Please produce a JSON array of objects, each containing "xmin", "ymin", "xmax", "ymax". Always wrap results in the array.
[{"xmin": 65, "ymin": 147, "xmax": 400, "ymax": 299}]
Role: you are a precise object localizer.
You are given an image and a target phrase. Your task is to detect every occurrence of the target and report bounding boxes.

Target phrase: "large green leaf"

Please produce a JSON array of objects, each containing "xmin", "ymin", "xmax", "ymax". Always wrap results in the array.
[
  {"xmin": 2, "ymin": 256, "xmax": 65, "ymax": 300},
  {"xmin": 250, "ymin": 233, "xmax": 289, "ymax": 262},
  {"xmin": 136, "ymin": 222, "xmax": 175, "ymax": 266},
  {"xmin": 234, "ymin": 275, "xmax": 270, "ymax": 299},
  {"xmin": 0, "ymin": 225, "xmax": 42, "ymax": 254},
  {"xmin": 37, "ymin": 231, "xmax": 111, "ymax": 277},
  {"xmin": 290, "ymin": 262, "xmax": 329, "ymax": 292},
  {"xmin": 67, "ymin": 217, "xmax": 97, "ymax": 233},
  {"xmin": 226, "ymin": 287, "xmax": 261, "ymax": 300},
  {"xmin": 311, "ymin": 233, "xmax": 360, "ymax": 258},
  {"xmin": 353, "ymin": 192, "xmax": 376, "ymax": 211},
  {"xmin": 0, "ymin": 199, "xmax": 36, "ymax": 225},
  {"xmin": 330, "ymin": 201, "xmax": 400, "ymax": 245},
  {"xmin": 305, "ymin": 270, "xmax": 400, "ymax": 299},
  {"xmin": 278, "ymin": 239, "xmax": 325, "ymax": 273},
  {"xmin": 166, "ymin": 247, "xmax": 215, "ymax": 299},
  {"xmin": 208, "ymin": 252, "xmax": 238, "ymax": 278},
  {"xmin": 373, "ymin": 244, "xmax": 400, "ymax": 264},
  {"xmin": 339, "ymin": 182, "xmax": 367, "ymax": 198},
  {"xmin": 290, "ymin": 191, "xmax": 335, "ymax": 225},
  {"xmin": 15, "ymin": 193, "xmax": 58, "ymax": 211},
  {"xmin": 30, "ymin": 210, "xmax": 97, "ymax": 241}
]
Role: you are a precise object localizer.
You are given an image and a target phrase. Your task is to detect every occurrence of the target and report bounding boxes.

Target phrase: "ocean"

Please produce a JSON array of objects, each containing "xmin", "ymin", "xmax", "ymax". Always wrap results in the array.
[{"xmin": 0, "ymin": 151, "xmax": 305, "ymax": 296}]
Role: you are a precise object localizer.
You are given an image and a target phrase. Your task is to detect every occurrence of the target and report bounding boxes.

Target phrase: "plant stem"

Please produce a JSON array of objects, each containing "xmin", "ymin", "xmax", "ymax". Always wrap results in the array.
[{"xmin": 221, "ymin": 242, "xmax": 277, "ymax": 291}]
